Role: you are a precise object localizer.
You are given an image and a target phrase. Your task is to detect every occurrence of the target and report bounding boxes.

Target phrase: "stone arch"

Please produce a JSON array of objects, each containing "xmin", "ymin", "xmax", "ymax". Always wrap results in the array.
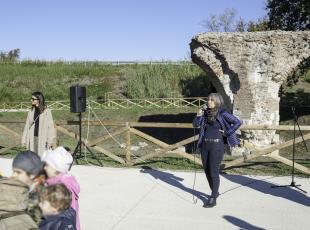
[{"xmin": 190, "ymin": 31, "xmax": 310, "ymax": 153}]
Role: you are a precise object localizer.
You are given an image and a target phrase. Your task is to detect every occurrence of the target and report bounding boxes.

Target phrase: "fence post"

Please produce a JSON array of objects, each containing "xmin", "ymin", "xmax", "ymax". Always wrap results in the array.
[{"xmin": 126, "ymin": 122, "xmax": 131, "ymax": 165}]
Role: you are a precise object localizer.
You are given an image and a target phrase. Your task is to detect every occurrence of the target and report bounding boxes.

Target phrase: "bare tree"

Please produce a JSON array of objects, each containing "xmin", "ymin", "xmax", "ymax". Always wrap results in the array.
[
  {"xmin": 219, "ymin": 8, "xmax": 237, "ymax": 32},
  {"xmin": 202, "ymin": 8, "xmax": 237, "ymax": 32},
  {"xmin": 235, "ymin": 17, "xmax": 247, "ymax": 32},
  {"xmin": 204, "ymin": 14, "xmax": 220, "ymax": 32}
]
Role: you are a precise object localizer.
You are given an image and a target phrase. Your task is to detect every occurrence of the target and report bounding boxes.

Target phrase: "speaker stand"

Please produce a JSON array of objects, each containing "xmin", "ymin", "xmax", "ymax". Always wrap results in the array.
[{"xmin": 69, "ymin": 112, "xmax": 103, "ymax": 170}]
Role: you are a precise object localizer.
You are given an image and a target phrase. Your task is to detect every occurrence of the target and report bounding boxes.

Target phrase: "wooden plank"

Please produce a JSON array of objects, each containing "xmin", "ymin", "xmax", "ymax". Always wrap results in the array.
[
  {"xmin": 0, "ymin": 124, "xmax": 20, "ymax": 140},
  {"xmin": 130, "ymin": 122, "xmax": 194, "ymax": 128},
  {"xmin": 126, "ymin": 123, "xmax": 131, "ymax": 164},
  {"xmin": 92, "ymin": 145, "xmax": 125, "ymax": 164},
  {"xmin": 110, "ymin": 101, "xmax": 126, "ymax": 109},
  {"xmin": 66, "ymin": 121, "xmax": 195, "ymax": 128},
  {"xmin": 56, "ymin": 125, "xmax": 125, "ymax": 164},
  {"xmin": 268, "ymin": 152, "xmax": 310, "ymax": 175},
  {"xmin": 0, "ymin": 145, "xmax": 18, "ymax": 154},
  {"xmin": 224, "ymin": 132, "xmax": 310, "ymax": 169},
  {"xmin": 63, "ymin": 121, "xmax": 310, "ymax": 130},
  {"xmin": 130, "ymin": 128, "xmax": 171, "ymax": 146},
  {"xmin": 56, "ymin": 125, "xmax": 80, "ymax": 140},
  {"xmin": 240, "ymin": 125, "xmax": 310, "ymax": 131},
  {"xmin": 132, "ymin": 132, "xmax": 199, "ymax": 164},
  {"xmin": 66, "ymin": 120, "xmax": 127, "ymax": 127},
  {"xmin": 88, "ymin": 127, "xmax": 128, "ymax": 146},
  {"xmin": 171, "ymin": 148, "xmax": 202, "ymax": 166},
  {"xmin": 130, "ymin": 127, "xmax": 202, "ymax": 165},
  {"xmin": 144, "ymin": 100, "xmax": 162, "ymax": 108},
  {"xmin": 126, "ymin": 99, "xmax": 144, "ymax": 108}
]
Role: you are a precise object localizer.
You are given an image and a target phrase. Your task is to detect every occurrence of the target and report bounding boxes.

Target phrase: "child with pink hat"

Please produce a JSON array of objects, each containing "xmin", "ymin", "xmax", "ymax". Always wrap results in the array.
[{"xmin": 41, "ymin": 146, "xmax": 81, "ymax": 230}]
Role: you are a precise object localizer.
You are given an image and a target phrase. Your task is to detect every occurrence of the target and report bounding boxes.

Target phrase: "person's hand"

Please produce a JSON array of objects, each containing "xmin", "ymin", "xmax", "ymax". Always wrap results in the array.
[
  {"xmin": 197, "ymin": 108, "xmax": 204, "ymax": 116},
  {"xmin": 219, "ymin": 129, "xmax": 224, "ymax": 133},
  {"xmin": 47, "ymin": 144, "xmax": 53, "ymax": 150}
]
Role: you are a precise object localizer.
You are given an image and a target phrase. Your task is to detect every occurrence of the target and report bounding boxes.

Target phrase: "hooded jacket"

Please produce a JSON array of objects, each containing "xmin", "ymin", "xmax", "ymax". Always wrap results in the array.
[{"xmin": 45, "ymin": 174, "xmax": 80, "ymax": 230}]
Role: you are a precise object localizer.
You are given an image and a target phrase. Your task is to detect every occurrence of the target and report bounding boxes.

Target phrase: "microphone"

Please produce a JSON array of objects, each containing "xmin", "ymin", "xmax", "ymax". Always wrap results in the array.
[{"xmin": 202, "ymin": 104, "xmax": 208, "ymax": 111}]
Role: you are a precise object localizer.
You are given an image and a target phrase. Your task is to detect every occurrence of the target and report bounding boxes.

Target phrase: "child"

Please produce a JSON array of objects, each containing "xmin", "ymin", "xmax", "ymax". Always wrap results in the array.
[
  {"xmin": 38, "ymin": 184, "xmax": 76, "ymax": 230},
  {"xmin": 12, "ymin": 150, "xmax": 45, "ymax": 191},
  {"xmin": 0, "ymin": 150, "xmax": 43, "ymax": 229},
  {"xmin": 41, "ymin": 146, "xmax": 80, "ymax": 230}
]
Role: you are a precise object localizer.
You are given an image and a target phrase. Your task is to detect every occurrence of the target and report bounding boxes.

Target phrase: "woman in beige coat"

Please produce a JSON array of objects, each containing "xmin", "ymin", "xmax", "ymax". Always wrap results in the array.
[{"xmin": 22, "ymin": 92, "xmax": 56, "ymax": 156}]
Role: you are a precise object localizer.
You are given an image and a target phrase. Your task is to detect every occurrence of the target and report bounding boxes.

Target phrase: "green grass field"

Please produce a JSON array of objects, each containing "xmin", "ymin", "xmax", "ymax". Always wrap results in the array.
[{"xmin": 0, "ymin": 61, "xmax": 209, "ymax": 102}]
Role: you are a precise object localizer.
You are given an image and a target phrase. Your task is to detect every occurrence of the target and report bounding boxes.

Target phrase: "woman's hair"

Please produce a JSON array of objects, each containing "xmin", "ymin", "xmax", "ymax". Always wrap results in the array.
[
  {"xmin": 208, "ymin": 93, "xmax": 224, "ymax": 108},
  {"xmin": 32, "ymin": 91, "xmax": 46, "ymax": 113},
  {"xmin": 39, "ymin": 183, "xmax": 72, "ymax": 212}
]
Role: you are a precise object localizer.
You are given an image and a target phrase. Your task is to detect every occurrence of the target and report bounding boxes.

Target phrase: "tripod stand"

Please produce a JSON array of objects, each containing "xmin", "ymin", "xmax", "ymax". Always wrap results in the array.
[
  {"xmin": 271, "ymin": 107, "xmax": 308, "ymax": 193},
  {"xmin": 70, "ymin": 112, "xmax": 103, "ymax": 170}
]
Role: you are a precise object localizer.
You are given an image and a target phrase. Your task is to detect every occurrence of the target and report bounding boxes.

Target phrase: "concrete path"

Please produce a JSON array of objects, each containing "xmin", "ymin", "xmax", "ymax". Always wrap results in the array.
[{"xmin": 1, "ymin": 158, "xmax": 309, "ymax": 230}]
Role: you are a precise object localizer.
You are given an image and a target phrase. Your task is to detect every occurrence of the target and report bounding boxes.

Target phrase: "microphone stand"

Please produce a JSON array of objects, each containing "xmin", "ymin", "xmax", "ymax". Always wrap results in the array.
[{"xmin": 271, "ymin": 107, "xmax": 307, "ymax": 193}]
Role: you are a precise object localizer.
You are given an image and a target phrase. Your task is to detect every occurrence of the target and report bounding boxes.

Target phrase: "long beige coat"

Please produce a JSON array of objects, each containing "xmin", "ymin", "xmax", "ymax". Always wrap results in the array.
[{"xmin": 22, "ymin": 108, "xmax": 56, "ymax": 156}]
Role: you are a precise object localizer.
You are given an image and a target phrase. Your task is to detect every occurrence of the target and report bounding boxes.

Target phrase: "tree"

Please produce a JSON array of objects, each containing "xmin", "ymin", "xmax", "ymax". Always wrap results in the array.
[
  {"xmin": 247, "ymin": 17, "xmax": 270, "ymax": 32},
  {"xmin": 0, "ymin": 48, "xmax": 20, "ymax": 62},
  {"xmin": 235, "ymin": 17, "xmax": 247, "ymax": 32},
  {"xmin": 204, "ymin": 15, "xmax": 220, "ymax": 32},
  {"xmin": 219, "ymin": 8, "xmax": 237, "ymax": 32},
  {"xmin": 202, "ymin": 8, "xmax": 237, "ymax": 32},
  {"xmin": 202, "ymin": 8, "xmax": 268, "ymax": 32},
  {"xmin": 266, "ymin": 0, "xmax": 310, "ymax": 31}
]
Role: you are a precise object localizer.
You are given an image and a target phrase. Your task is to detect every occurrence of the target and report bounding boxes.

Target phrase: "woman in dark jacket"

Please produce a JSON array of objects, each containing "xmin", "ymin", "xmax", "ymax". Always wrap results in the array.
[{"xmin": 193, "ymin": 93, "xmax": 241, "ymax": 208}]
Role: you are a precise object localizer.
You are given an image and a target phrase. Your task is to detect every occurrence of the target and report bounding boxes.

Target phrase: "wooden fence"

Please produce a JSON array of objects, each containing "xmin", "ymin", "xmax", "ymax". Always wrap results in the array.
[
  {"xmin": 0, "ymin": 97, "xmax": 207, "ymax": 111},
  {"xmin": 0, "ymin": 120, "xmax": 309, "ymax": 175}
]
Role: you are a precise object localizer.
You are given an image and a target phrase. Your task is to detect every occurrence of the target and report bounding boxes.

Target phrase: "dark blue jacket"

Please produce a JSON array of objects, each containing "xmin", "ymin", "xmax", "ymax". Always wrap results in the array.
[
  {"xmin": 193, "ymin": 108, "xmax": 241, "ymax": 148},
  {"xmin": 39, "ymin": 207, "xmax": 76, "ymax": 230}
]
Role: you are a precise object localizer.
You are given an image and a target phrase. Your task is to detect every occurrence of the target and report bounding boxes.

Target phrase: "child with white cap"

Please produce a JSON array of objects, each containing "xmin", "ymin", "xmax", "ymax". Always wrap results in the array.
[{"xmin": 41, "ymin": 146, "xmax": 80, "ymax": 230}]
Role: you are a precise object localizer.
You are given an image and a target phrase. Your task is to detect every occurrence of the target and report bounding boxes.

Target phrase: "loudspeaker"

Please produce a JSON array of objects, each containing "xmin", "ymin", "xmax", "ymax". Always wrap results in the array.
[{"xmin": 70, "ymin": 85, "xmax": 86, "ymax": 113}]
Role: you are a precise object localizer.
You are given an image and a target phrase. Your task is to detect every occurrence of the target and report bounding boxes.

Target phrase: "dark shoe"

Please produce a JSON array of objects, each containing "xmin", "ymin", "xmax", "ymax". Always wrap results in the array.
[{"xmin": 203, "ymin": 197, "xmax": 216, "ymax": 208}]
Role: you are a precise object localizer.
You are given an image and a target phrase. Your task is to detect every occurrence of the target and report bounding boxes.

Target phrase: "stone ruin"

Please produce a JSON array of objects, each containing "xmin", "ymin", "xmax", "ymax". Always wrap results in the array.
[{"xmin": 190, "ymin": 31, "xmax": 310, "ymax": 155}]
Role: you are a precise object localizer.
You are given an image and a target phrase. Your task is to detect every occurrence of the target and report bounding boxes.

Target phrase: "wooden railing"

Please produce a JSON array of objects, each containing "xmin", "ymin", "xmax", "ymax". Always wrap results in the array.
[
  {"xmin": 0, "ymin": 97, "xmax": 207, "ymax": 111},
  {"xmin": 0, "ymin": 120, "xmax": 309, "ymax": 175}
]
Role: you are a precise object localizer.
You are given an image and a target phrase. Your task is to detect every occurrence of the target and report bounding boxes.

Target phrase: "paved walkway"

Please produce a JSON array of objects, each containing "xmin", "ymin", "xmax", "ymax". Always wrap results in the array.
[{"xmin": 1, "ymin": 158, "xmax": 309, "ymax": 230}]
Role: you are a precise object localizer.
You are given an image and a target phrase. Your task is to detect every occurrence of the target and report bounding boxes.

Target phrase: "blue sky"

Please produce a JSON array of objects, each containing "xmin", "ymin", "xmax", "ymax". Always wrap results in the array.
[{"xmin": 1, "ymin": 0, "xmax": 266, "ymax": 61}]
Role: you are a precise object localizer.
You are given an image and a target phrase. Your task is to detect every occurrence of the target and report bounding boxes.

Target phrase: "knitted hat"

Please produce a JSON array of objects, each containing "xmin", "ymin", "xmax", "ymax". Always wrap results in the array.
[
  {"xmin": 12, "ymin": 151, "xmax": 43, "ymax": 176},
  {"xmin": 41, "ymin": 146, "xmax": 73, "ymax": 173}
]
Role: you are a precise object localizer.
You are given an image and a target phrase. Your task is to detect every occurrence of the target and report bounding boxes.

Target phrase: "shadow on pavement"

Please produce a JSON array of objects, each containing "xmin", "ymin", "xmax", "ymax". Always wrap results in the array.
[
  {"xmin": 223, "ymin": 215, "xmax": 266, "ymax": 230},
  {"xmin": 140, "ymin": 166, "xmax": 209, "ymax": 205},
  {"xmin": 222, "ymin": 174, "xmax": 310, "ymax": 207}
]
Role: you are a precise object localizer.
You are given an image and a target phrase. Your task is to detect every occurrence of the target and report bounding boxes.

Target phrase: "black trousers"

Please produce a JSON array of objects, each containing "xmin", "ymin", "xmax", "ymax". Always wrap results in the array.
[{"xmin": 201, "ymin": 141, "xmax": 224, "ymax": 198}]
